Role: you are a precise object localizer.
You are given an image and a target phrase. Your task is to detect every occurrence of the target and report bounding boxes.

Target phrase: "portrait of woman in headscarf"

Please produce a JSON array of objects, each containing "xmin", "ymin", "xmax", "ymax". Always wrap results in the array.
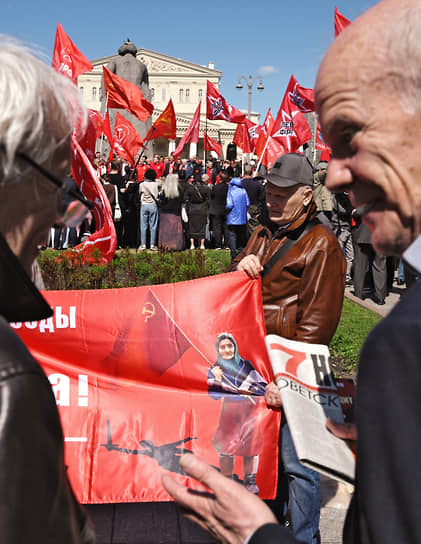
[{"xmin": 207, "ymin": 332, "xmax": 267, "ymax": 494}]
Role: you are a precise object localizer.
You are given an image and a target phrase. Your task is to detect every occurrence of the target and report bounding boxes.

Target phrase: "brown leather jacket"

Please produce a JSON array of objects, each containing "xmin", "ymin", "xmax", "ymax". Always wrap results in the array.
[{"xmin": 232, "ymin": 202, "xmax": 346, "ymax": 345}]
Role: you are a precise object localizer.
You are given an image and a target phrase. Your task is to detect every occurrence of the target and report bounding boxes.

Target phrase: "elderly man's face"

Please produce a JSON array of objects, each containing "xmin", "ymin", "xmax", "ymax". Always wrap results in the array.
[
  {"xmin": 266, "ymin": 182, "xmax": 312, "ymax": 226},
  {"xmin": 316, "ymin": 22, "xmax": 421, "ymax": 256},
  {"xmin": 2, "ymin": 135, "xmax": 70, "ymax": 275}
]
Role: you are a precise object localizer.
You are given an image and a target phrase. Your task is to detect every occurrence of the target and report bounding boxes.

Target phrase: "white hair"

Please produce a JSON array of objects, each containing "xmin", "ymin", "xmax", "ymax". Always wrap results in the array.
[
  {"xmin": 0, "ymin": 35, "xmax": 87, "ymax": 183},
  {"xmin": 162, "ymin": 174, "xmax": 180, "ymax": 199},
  {"xmin": 385, "ymin": 4, "xmax": 421, "ymax": 114}
]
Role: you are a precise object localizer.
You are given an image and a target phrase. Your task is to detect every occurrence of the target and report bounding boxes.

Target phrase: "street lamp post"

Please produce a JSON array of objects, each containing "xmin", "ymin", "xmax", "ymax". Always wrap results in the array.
[{"xmin": 235, "ymin": 74, "xmax": 264, "ymax": 119}]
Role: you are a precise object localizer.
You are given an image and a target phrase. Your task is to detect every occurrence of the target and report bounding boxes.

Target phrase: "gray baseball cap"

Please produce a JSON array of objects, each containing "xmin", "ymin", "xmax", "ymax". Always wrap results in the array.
[{"xmin": 266, "ymin": 153, "xmax": 314, "ymax": 187}]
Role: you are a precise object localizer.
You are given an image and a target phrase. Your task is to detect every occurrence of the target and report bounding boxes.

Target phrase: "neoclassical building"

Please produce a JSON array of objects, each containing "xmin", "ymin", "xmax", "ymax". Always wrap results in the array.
[{"xmin": 78, "ymin": 48, "xmax": 260, "ymax": 159}]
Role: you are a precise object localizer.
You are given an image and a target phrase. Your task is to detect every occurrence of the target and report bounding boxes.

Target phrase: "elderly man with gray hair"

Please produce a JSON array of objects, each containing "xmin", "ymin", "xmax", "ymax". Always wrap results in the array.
[{"xmin": 0, "ymin": 37, "xmax": 94, "ymax": 542}]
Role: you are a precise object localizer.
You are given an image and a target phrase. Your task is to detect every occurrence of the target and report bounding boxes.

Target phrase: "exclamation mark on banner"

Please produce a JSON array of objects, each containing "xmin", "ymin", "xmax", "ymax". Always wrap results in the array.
[{"xmin": 78, "ymin": 375, "xmax": 89, "ymax": 406}]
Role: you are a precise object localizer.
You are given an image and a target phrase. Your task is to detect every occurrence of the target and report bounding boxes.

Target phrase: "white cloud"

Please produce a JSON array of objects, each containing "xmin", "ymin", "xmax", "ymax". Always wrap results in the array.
[{"xmin": 257, "ymin": 65, "xmax": 279, "ymax": 76}]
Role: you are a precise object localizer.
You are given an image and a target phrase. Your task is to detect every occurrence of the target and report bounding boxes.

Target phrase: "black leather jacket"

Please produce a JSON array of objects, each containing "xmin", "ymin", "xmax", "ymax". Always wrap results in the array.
[{"xmin": 0, "ymin": 234, "xmax": 95, "ymax": 543}]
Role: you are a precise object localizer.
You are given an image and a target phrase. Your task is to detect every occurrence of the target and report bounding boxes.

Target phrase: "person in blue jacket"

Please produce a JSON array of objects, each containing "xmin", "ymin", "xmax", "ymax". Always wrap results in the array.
[{"xmin": 226, "ymin": 177, "xmax": 250, "ymax": 259}]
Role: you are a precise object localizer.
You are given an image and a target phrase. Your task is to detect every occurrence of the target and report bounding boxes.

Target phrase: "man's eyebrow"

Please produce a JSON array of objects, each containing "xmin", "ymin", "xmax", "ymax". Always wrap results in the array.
[{"xmin": 326, "ymin": 116, "xmax": 362, "ymax": 136}]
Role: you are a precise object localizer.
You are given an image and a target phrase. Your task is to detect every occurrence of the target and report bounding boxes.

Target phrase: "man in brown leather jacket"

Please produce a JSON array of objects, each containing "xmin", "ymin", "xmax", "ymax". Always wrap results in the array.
[
  {"xmin": 232, "ymin": 152, "xmax": 346, "ymax": 544},
  {"xmin": 0, "ymin": 38, "xmax": 94, "ymax": 542}
]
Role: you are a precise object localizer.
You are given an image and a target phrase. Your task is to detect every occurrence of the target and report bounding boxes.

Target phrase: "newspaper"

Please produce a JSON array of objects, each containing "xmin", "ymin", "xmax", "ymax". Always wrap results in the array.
[{"xmin": 265, "ymin": 334, "xmax": 355, "ymax": 484}]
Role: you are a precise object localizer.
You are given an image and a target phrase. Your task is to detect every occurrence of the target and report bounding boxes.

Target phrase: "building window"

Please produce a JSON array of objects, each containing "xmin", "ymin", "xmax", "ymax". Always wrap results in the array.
[
  {"xmin": 162, "ymin": 87, "xmax": 166, "ymax": 102},
  {"xmin": 198, "ymin": 89, "xmax": 203, "ymax": 101},
  {"xmin": 179, "ymin": 89, "xmax": 184, "ymax": 103},
  {"xmin": 92, "ymin": 87, "xmax": 97, "ymax": 100},
  {"xmin": 185, "ymin": 89, "xmax": 190, "ymax": 103},
  {"xmin": 151, "ymin": 88, "xmax": 155, "ymax": 100},
  {"xmin": 79, "ymin": 86, "xmax": 84, "ymax": 96}
]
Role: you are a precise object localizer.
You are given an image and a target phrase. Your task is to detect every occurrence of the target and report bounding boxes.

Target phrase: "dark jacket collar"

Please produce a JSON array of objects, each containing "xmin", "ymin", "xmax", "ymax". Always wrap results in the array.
[{"xmin": 0, "ymin": 233, "xmax": 52, "ymax": 323}]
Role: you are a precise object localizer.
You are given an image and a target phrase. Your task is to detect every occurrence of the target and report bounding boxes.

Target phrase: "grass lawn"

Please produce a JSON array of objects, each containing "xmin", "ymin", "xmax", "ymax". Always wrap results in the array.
[{"xmin": 330, "ymin": 297, "xmax": 383, "ymax": 376}]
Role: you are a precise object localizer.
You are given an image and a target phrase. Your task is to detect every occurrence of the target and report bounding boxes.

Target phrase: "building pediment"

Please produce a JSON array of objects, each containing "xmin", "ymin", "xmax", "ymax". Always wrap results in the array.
[{"xmin": 90, "ymin": 48, "xmax": 221, "ymax": 77}]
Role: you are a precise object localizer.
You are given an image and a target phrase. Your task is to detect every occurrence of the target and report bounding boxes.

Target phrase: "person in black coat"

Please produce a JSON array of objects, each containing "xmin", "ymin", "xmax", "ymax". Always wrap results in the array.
[{"xmin": 209, "ymin": 171, "xmax": 230, "ymax": 249}]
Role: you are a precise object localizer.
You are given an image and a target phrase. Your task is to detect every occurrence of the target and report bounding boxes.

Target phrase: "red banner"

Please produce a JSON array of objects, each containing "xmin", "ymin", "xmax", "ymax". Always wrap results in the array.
[
  {"xmin": 206, "ymin": 80, "xmax": 246, "ymax": 124},
  {"xmin": 13, "ymin": 273, "xmax": 279, "ymax": 503},
  {"xmin": 111, "ymin": 112, "xmax": 143, "ymax": 165},
  {"xmin": 52, "ymin": 23, "xmax": 93, "ymax": 84},
  {"xmin": 103, "ymin": 66, "xmax": 154, "ymax": 123},
  {"xmin": 334, "ymin": 6, "xmax": 351, "ymax": 37},
  {"xmin": 271, "ymin": 76, "xmax": 312, "ymax": 153},
  {"xmin": 71, "ymin": 138, "xmax": 117, "ymax": 262},
  {"xmin": 204, "ymin": 132, "xmax": 222, "ymax": 157},
  {"xmin": 173, "ymin": 102, "xmax": 201, "ymax": 159},
  {"xmin": 147, "ymin": 99, "xmax": 177, "ymax": 140}
]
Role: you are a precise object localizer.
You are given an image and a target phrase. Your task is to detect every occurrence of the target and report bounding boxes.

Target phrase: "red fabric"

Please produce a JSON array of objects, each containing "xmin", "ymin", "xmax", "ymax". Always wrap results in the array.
[
  {"xmin": 111, "ymin": 112, "xmax": 143, "ymax": 165},
  {"xmin": 173, "ymin": 102, "xmax": 201, "ymax": 159},
  {"xmin": 259, "ymin": 137, "xmax": 286, "ymax": 170},
  {"xmin": 286, "ymin": 75, "xmax": 315, "ymax": 113},
  {"xmin": 102, "ymin": 112, "xmax": 113, "ymax": 146},
  {"xmin": 254, "ymin": 110, "xmax": 275, "ymax": 159},
  {"xmin": 315, "ymin": 123, "xmax": 332, "ymax": 162},
  {"xmin": 233, "ymin": 122, "xmax": 252, "ymax": 153},
  {"xmin": 244, "ymin": 118, "xmax": 259, "ymax": 150},
  {"xmin": 76, "ymin": 109, "xmax": 102, "ymax": 165},
  {"xmin": 206, "ymin": 80, "xmax": 246, "ymax": 123},
  {"xmin": 71, "ymin": 138, "xmax": 117, "ymax": 262},
  {"xmin": 147, "ymin": 99, "xmax": 177, "ymax": 140},
  {"xmin": 13, "ymin": 273, "xmax": 279, "ymax": 503},
  {"xmin": 271, "ymin": 76, "xmax": 312, "ymax": 153},
  {"xmin": 103, "ymin": 66, "xmax": 154, "ymax": 123},
  {"xmin": 52, "ymin": 23, "xmax": 93, "ymax": 84},
  {"xmin": 335, "ymin": 6, "xmax": 351, "ymax": 37},
  {"xmin": 204, "ymin": 132, "xmax": 222, "ymax": 157}
]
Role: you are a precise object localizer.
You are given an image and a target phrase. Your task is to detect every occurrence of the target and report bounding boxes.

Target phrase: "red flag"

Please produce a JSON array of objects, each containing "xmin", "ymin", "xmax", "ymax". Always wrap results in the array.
[
  {"xmin": 244, "ymin": 118, "xmax": 259, "ymax": 150},
  {"xmin": 71, "ymin": 137, "xmax": 117, "ymax": 262},
  {"xmin": 77, "ymin": 109, "xmax": 103, "ymax": 165},
  {"xmin": 263, "ymin": 138, "xmax": 286, "ymax": 170},
  {"xmin": 147, "ymin": 99, "xmax": 177, "ymax": 140},
  {"xmin": 52, "ymin": 23, "xmax": 93, "ymax": 84},
  {"xmin": 111, "ymin": 113, "xmax": 143, "ymax": 165},
  {"xmin": 233, "ymin": 123, "xmax": 252, "ymax": 153},
  {"xmin": 287, "ymin": 75, "xmax": 315, "ymax": 113},
  {"xmin": 102, "ymin": 112, "xmax": 113, "ymax": 146},
  {"xmin": 204, "ymin": 132, "xmax": 222, "ymax": 157},
  {"xmin": 206, "ymin": 80, "xmax": 246, "ymax": 124},
  {"xmin": 173, "ymin": 102, "xmax": 201, "ymax": 160},
  {"xmin": 254, "ymin": 110, "xmax": 275, "ymax": 158},
  {"xmin": 315, "ymin": 123, "xmax": 332, "ymax": 162},
  {"xmin": 335, "ymin": 6, "xmax": 351, "ymax": 37},
  {"xmin": 103, "ymin": 66, "xmax": 154, "ymax": 123},
  {"xmin": 271, "ymin": 76, "xmax": 312, "ymax": 153}
]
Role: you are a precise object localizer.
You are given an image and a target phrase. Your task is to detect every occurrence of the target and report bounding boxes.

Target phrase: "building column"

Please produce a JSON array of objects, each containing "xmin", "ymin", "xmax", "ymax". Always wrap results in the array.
[
  {"xmin": 168, "ymin": 140, "xmax": 176, "ymax": 156},
  {"xmin": 189, "ymin": 142, "xmax": 197, "ymax": 158}
]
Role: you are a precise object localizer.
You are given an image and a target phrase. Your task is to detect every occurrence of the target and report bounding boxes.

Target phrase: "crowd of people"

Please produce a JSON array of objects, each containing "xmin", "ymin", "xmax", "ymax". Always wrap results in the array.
[{"xmin": 89, "ymin": 153, "xmax": 265, "ymax": 258}]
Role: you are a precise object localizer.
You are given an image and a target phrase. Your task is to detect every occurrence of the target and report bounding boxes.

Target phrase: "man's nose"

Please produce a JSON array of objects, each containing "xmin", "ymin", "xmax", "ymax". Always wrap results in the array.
[{"xmin": 325, "ymin": 158, "xmax": 353, "ymax": 192}]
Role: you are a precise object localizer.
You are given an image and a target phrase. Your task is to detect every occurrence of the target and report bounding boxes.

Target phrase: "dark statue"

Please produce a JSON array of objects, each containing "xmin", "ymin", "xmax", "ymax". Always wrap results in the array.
[{"xmin": 102, "ymin": 40, "xmax": 152, "ymax": 149}]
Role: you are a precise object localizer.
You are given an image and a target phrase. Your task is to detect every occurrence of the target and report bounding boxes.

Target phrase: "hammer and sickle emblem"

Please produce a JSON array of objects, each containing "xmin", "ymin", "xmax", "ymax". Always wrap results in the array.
[{"xmin": 142, "ymin": 302, "xmax": 155, "ymax": 322}]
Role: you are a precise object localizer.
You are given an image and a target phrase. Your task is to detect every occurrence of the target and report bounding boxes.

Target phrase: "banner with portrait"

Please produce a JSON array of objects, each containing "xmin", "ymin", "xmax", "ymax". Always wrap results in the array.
[{"xmin": 12, "ymin": 272, "xmax": 280, "ymax": 503}]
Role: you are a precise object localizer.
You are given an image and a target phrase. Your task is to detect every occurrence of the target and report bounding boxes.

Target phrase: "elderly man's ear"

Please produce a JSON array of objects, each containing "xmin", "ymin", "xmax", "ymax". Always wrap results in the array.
[{"xmin": 304, "ymin": 186, "xmax": 313, "ymax": 206}]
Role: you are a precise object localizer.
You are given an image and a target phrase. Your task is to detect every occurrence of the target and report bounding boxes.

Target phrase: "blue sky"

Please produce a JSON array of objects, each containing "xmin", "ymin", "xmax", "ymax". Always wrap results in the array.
[{"xmin": 2, "ymin": 0, "xmax": 378, "ymax": 122}]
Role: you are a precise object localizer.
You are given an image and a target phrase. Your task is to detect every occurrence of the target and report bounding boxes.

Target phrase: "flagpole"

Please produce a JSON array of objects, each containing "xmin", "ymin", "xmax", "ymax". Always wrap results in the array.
[
  {"xmin": 99, "ymin": 91, "xmax": 110, "ymax": 156},
  {"xmin": 255, "ymin": 135, "xmax": 271, "ymax": 175},
  {"xmin": 204, "ymin": 116, "xmax": 208, "ymax": 164},
  {"xmin": 128, "ymin": 126, "xmax": 155, "ymax": 181}
]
